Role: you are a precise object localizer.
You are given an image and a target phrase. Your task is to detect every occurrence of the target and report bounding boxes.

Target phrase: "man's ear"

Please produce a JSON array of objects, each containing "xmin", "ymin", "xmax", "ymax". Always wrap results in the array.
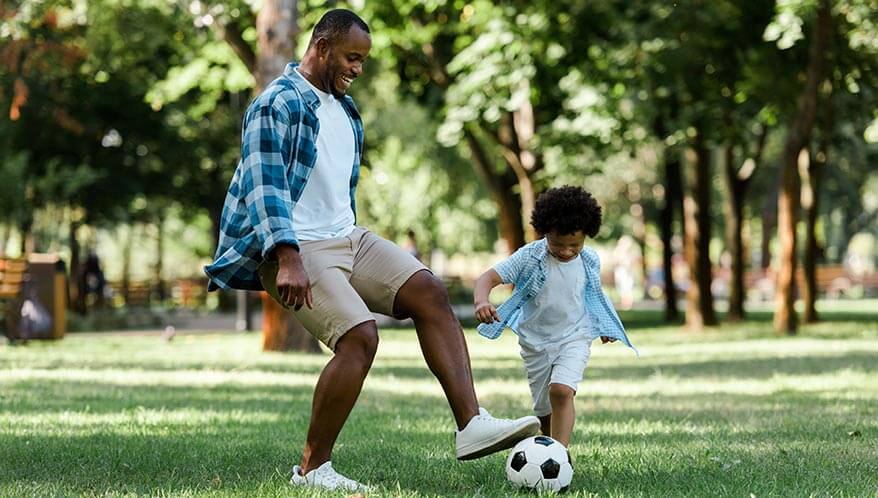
[{"xmin": 314, "ymin": 37, "xmax": 330, "ymax": 58}]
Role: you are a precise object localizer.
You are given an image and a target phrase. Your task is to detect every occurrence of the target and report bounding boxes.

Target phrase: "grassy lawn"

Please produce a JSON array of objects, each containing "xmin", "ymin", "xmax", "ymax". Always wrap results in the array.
[{"xmin": 2, "ymin": 305, "xmax": 877, "ymax": 497}]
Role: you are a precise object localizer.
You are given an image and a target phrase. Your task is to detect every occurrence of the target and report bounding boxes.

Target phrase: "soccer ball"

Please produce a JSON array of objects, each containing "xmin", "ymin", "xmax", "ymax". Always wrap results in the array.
[{"xmin": 506, "ymin": 435, "xmax": 574, "ymax": 493}]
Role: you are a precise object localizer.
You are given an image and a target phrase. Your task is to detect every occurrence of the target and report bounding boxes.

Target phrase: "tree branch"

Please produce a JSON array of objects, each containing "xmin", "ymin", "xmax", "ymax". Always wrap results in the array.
[
  {"xmin": 217, "ymin": 19, "xmax": 256, "ymax": 75},
  {"xmin": 738, "ymin": 123, "xmax": 769, "ymax": 184}
]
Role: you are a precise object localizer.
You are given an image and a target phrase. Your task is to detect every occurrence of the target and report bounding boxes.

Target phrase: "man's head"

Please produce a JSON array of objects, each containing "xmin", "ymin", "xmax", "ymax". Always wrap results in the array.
[
  {"xmin": 302, "ymin": 9, "xmax": 371, "ymax": 99},
  {"xmin": 530, "ymin": 185, "xmax": 602, "ymax": 262}
]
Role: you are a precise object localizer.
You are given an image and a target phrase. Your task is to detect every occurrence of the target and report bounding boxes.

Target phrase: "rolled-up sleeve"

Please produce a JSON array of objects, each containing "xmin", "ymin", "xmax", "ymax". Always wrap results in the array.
[
  {"xmin": 493, "ymin": 245, "xmax": 529, "ymax": 284},
  {"xmin": 240, "ymin": 98, "xmax": 300, "ymax": 258}
]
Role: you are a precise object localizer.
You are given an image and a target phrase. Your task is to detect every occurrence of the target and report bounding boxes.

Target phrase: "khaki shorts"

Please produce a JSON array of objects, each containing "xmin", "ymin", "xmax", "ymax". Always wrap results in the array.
[{"xmin": 258, "ymin": 227, "xmax": 428, "ymax": 350}]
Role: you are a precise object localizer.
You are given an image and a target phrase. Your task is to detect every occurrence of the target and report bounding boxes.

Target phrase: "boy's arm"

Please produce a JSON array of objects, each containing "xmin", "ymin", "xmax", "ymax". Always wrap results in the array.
[{"xmin": 473, "ymin": 269, "xmax": 503, "ymax": 324}]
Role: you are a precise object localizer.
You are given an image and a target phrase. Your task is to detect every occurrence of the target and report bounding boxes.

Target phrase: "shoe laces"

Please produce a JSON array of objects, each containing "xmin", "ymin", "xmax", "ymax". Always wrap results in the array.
[{"xmin": 471, "ymin": 408, "xmax": 513, "ymax": 427}]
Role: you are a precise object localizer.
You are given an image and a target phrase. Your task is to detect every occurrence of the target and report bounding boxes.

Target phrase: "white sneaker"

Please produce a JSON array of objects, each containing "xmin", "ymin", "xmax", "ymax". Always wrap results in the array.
[
  {"xmin": 455, "ymin": 407, "xmax": 540, "ymax": 460},
  {"xmin": 290, "ymin": 461, "xmax": 369, "ymax": 492}
]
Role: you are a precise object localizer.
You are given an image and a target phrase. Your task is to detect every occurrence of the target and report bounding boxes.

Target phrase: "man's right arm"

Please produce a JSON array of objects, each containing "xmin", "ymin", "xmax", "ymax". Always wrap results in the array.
[
  {"xmin": 239, "ymin": 96, "xmax": 311, "ymax": 308},
  {"xmin": 274, "ymin": 244, "xmax": 312, "ymax": 310},
  {"xmin": 240, "ymin": 97, "xmax": 300, "ymax": 259}
]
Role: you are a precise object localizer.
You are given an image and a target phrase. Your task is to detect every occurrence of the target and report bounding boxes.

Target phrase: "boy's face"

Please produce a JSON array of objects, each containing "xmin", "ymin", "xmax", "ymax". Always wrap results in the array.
[{"xmin": 546, "ymin": 230, "xmax": 586, "ymax": 262}]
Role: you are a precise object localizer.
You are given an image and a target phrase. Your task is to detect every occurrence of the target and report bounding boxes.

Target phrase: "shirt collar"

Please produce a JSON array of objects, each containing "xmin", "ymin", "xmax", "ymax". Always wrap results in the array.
[
  {"xmin": 283, "ymin": 63, "xmax": 361, "ymax": 121},
  {"xmin": 283, "ymin": 63, "xmax": 322, "ymax": 111}
]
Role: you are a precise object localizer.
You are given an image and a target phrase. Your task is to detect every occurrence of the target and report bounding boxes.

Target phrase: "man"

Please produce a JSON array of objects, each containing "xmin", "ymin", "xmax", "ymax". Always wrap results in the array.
[{"xmin": 205, "ymin": 9, "xmax": 539, "ymax": 492}]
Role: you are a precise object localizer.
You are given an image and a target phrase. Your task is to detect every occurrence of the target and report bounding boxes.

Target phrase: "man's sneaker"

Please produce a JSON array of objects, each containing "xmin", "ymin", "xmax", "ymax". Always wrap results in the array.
[
  {"xmin": 290, "ymin": 461, "xmax": 369, "ymax": 492},
  {"xmin": 455, "ymin": 407, "xmax": 540, "ymax": 460}
]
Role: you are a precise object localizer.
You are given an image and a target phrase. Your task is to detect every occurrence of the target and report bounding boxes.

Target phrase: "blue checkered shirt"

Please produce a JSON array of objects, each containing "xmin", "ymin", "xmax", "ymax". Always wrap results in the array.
[
  {"xmin": 204, "ymin": 63, "xmax": 364, "ymax": 291},
  {"xmin": 477, "ymin": 238, "xmax": 637, "ymax": 354}
]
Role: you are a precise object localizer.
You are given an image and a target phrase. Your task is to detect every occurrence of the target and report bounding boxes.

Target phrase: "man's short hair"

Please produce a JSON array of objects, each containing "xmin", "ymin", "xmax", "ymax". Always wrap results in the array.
[{"xmin": 309, "ymin": 9, "xmax": 370, "ymax": 48}]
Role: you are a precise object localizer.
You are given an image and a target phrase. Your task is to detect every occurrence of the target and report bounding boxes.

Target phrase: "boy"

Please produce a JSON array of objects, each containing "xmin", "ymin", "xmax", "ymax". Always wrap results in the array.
[{"xmin": 473, "ymin": 185, "xmax": 636, "ymax": 447}]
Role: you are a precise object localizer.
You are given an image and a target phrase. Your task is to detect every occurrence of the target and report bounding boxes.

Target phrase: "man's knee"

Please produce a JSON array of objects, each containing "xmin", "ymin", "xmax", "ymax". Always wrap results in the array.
[
  {"xmin": 398, "ymin": 271, "xmax": 451, "ymax": 317},
  {"xmin": 548, "ymin": 383, "xmax": 575, "ymax": 402},
  {"xmin": 336, "ymin": 321, "xmax": 379, "ymax": 363}
]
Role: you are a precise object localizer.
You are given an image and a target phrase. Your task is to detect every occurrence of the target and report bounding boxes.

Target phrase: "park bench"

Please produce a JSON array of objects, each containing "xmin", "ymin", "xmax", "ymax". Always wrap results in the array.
[
  {"xmin": 108, "ymin": 280, "xmax": 153, "ymax": 307},
  {"xmin": 170, "ymin": 277, "xmax": 208, "ymax": 308},
  {"xmin": 743, "ymin": 264, "xmax": 876, "ymax": 300},
  {"xmin": 0, "ymin": 258, "xmax": 28, "ymax": 341}
]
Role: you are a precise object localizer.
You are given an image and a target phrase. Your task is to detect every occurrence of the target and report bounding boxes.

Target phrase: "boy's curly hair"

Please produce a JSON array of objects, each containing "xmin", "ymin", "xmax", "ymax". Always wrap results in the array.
[{"xmin": 530, "ymin": 185, "xmax": 602, "ymax": 237}]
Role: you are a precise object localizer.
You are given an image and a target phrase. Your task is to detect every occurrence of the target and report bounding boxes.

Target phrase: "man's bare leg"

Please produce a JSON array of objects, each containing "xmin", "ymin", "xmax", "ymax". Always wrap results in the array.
[
  {"xmin": 393, "ymin": 270, "xmax": 479, "ymax": 429},
  {"xmin": 300, "ymin": 321, "xmax": 378, "ymax": 473}
]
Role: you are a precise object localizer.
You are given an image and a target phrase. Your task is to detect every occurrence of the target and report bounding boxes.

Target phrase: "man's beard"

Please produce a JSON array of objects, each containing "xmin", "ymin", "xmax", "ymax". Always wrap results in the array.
[{"xmin": 323, "ymin": 55, "xmax": 345, "ymax": 98}]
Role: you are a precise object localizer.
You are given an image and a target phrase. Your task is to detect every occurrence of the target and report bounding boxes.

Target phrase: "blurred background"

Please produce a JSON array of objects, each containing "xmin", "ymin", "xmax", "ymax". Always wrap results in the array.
[{"xmin": 1, "ymin": 0, "xmax": 876, "ymax": 350}]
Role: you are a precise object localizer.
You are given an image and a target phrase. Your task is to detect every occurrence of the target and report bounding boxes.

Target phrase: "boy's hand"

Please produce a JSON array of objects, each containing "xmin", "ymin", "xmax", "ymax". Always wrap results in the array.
[
  {"xmin": 600, "ymin": 336, "xmax": 617, "ymax": 344},
  {"xmin": 474, "ymin": 302, "xmax": 501, "ymax": 324}
]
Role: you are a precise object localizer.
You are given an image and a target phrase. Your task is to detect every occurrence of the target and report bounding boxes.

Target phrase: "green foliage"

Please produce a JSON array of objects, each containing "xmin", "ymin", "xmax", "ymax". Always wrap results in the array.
[
  {"xmin": 0, "ymin": 151, "xmax": 29, "ymax": 225},
  {"xmin": 2, "ymin": 0, "xmax": 876, "ymax": 267}
]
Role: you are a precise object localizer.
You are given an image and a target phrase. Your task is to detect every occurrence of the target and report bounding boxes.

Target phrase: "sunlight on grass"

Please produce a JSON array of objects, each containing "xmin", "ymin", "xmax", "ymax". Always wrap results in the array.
[{"xmin": 2, "ymin": 310, "xmax": 877, "ymax": 497}]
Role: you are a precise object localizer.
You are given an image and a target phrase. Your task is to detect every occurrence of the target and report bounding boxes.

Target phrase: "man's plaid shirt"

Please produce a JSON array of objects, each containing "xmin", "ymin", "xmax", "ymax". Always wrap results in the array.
[
  {"xmin": 204, "ymin": 63, "xmax": 364, "ymax": 291},
  {"xmin": 477, "ymin": 238, "xmax": 637, "ymax": 355}
]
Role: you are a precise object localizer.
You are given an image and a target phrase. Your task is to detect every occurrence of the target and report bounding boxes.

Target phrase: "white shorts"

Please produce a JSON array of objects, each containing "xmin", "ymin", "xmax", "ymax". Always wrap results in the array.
[{"xmin": 519, "ymin": 335, "xmax": 592, "ymax": 417}]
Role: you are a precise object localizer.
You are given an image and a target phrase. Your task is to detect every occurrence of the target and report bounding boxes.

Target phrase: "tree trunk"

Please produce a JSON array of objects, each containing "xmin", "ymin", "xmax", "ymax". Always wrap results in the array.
[
  {"xmin": 255, "ymin": 0, "xmax": 297, "ymax": 91},
  {"xmin": 497, "ymin": 190, "xmax": 527, "ymax": 252},
  {"xmin": 802, "ymin": 91, "xmax": 831, "ymax": 323},
  {"xmin": 154, "ymin": 216, "xmax": 166, "ymax": 302},
  {"xmin": 660, "ymin": 151, "xmax": 682, "ymax": 321},
  {"xmin": 120, "ymin": 225, "xmax": 133, "ymax": 305},
  {"xmin": 19, "ymin": 216, "xmax": 33, "ymax": 256},
  {"xmin": 774, "ymin": 0, "xmax": 830, "ymax": 334},
  {"xmin": 722, "ymin": 123, "xmax": 766, "ymax": 323},
  {"xmin": 0, "ymin": 223, "xmax": 9, "ymax": 257},
  {"xmin": 723, "ymin": 145, "xmax": 747, "ymax": 322},
  {"xmin": 261, "ymin": 292, "xmax": 322, "ymax": 352},
  {"xmin": 682, "ymin": 132, "xmax": 717, "ymax": 330},
  {"xmin": 69, "ymin": 219, "xmax": 84, "ymax": 313},
  {"xmin": 252, "ymin": 0, "xmax": 317, "ymax": 352},
  {"xmin": 760, "ymin": 184, "xmax": 777, "ymax": 270},
  {"xmin": 464, "ymin": 128, "xmax": 525, "ymax": 252}
]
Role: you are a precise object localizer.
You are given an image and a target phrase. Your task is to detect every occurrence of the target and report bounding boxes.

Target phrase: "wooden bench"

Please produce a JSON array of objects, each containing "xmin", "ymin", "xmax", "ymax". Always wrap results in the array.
[
  {"xmin": 743, "ymin": 265, "xmax": 876, "ymax": 299},
  {"xmin": 0, "ymin": 258, "xmax": 28, "ymax": 341},
  {"xmin": 109, "ymin": 280, "xmax": 153, "ymax": 307}
]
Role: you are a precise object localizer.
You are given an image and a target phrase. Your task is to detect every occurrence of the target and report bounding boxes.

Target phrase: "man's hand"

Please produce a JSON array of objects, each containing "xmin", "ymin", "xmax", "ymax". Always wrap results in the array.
[
  {"xmin": 474, "ymin": 301, "xmax": 501, "ymax": 324},
  {"xmin": 600, "ymin": 336, "xmax": 617, "ymax": 344},
  {"xmin": 275, "ymin": 245, "xmax": 313, "ymax": 311}
]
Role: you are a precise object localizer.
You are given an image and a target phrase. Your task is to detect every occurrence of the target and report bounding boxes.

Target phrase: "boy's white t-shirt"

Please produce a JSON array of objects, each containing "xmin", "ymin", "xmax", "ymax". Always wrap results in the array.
[
  {"xmin": 291, "ymin": 69, "xmax": 356, "ymax": 241},
  {"xmin": 516, "ymin": 254, "xmax": 590, "ymax": 349}
]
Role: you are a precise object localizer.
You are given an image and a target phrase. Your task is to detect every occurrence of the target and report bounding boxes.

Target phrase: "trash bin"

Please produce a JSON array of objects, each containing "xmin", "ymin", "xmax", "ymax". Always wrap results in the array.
[{"xmin": 26, "ymin": 253, "xmax": 67, "ymax": 339}]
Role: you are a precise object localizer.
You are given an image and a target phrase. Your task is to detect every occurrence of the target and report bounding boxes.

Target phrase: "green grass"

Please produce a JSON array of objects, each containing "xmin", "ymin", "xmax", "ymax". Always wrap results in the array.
[{"xmin": 2, "ymin": 306, "xmax": 877, "ymax": 497}]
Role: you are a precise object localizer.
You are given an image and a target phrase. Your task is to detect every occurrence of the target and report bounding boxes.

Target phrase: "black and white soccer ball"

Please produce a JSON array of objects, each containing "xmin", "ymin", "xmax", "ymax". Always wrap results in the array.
[{"xmin": 506, "ymin": 435, "xmax": 573, "ymax": 493}]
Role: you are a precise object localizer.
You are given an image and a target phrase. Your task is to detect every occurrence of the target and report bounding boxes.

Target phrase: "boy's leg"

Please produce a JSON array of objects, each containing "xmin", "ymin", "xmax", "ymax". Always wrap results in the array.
[
  {"xmin": 547, "ymin": 384, "xmax": 576, "ymax": 446},
  {"xmin": 545, "ymin": 336, "xmax": 592, "ymax": 447}
]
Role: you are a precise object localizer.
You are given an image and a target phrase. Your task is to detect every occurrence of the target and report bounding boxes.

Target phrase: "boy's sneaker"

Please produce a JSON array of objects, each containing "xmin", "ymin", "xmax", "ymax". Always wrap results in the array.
[
  {"xmin": 455, "ymin": 407, "xmax": 540, "ymax": 460},
  {"xmin": 290, "ymin": 461, "xmax": 369, "ymax": 492}
]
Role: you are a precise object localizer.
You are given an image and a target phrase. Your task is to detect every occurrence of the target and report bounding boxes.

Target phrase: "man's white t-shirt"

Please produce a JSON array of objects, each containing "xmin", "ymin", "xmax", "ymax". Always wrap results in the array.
[
  {"xmin": 292, "ymin": 69, "xmax": 356, "ymax": 241},
  {"xmin": 516, "ymin": 254, "xmax": 590, "ymax": 349}
]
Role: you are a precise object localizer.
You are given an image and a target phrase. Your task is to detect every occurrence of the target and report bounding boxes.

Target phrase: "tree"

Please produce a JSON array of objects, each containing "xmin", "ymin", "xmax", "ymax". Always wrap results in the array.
[
  {"xmin": 369, "ymin": 1, "xmax": 627, "ymax": 252},
  {"xmin": 212, "ymin": 0, "xmax": 318, "ymax": 352},
  {"xmin": 772, "ymin": 0, "xmax": 831, "ymax": 334}
]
